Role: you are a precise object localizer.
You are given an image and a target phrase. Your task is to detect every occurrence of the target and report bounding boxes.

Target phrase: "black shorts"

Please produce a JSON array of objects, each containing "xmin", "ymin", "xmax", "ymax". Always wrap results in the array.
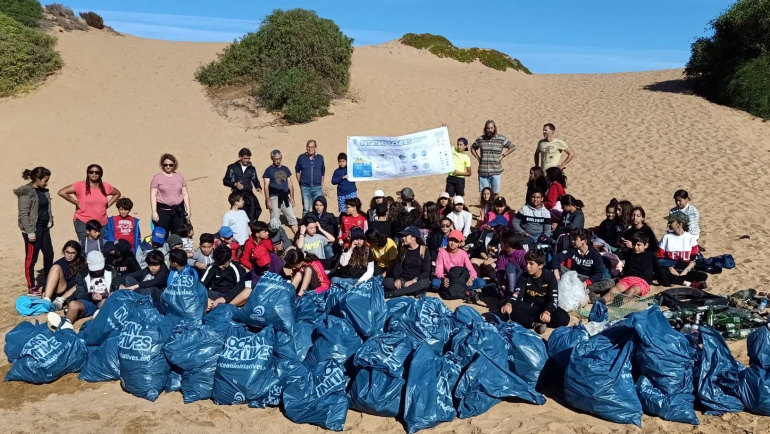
[{"xmin": 445, "ymin": 176, "xmax": 466, "ymax": 197}]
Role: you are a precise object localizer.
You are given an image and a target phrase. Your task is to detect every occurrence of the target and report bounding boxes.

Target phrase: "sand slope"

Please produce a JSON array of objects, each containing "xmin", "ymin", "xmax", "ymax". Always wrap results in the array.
[{"xmin": 1, "ymin": 31, "xmax": 770, "ymax": 432}]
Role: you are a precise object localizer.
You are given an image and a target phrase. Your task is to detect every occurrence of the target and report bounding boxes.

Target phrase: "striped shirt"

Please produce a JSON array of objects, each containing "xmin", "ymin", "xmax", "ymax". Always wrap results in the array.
[
  {"xmin": 472, "ymin": 134, "xmax": 514, "ymax": 176},
  {"xmin": 669, "ymin": 204, "xmax": 700, "ymax": 237}
]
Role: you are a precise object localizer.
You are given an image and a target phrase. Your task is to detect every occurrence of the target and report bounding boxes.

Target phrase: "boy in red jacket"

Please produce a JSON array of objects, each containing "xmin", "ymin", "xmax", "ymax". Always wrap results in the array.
[{"xmin": 105, "ymin": 198, "xmax": 141, "ymax": 253}]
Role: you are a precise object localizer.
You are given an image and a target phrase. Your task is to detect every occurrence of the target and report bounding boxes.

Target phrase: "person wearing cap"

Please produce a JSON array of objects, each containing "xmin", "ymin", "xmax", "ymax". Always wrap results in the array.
[
  {"xmin": 262, "ymin": 149, "xmax": 299, "ymax": 235},
  {"xmin": 295, "ymin": 140, "xmax": 326, "ymax": 215},
  {"xmin": 383, "ymin": 226, "xmax": 431, "ymax": 298},
  {"xmin": 447, "ymin": 196, "xmax": 473, "ymax": 238},
  {"xmin": 332, "ymin": 227, "xmax": 375, "ymax": 286},
  {"xmin": 396, "ymin": 187, "xmax": 419, "ymax": 212},
  {"xmin": 135, "ymin": 226, "xmax": 170, "ymax": 269},
  {"xmin": 367, "ymin": 189, "xmax": 386, "ymax": 221},
  {"xmin": 432, "ymin": 230, "xmax": 486, "ymax": 302},
  {"xmin": 214, "ymin": 226, "xmax": 240, "ymax": 262},
  {"xmin": 446, "ymin": 137, "xmax": 472, "ymax": 197},
  {"xmin": 48, "ymin": 250, "xmax": 117, "ymax": 331},
  {"xmin": 657, "ymin": 211, "xmax": 708, "ymax": 289},
  {"xmin": 534, "ymin": 123, "xmax": 574, "ymax": 171},
  {"xmin": 470, "ymin": 120, "xmax": 516, "ymax": 198},
  {"xmin": 436, "ymin": 192, "xmax": 452, "ymax": 216},
  {"xmin": 223, "ymin": 147, "xmax": 263, "ymax": 222},
  {"xmin": 331, "ymin": 152, "xmax": 357, "ymax": 213}
]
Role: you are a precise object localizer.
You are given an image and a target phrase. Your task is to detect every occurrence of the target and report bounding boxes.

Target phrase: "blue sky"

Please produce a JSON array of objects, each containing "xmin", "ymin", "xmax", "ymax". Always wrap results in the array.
[{"xmin": 64, "ymin": 0, "xmax": 735, "ymax": 74}]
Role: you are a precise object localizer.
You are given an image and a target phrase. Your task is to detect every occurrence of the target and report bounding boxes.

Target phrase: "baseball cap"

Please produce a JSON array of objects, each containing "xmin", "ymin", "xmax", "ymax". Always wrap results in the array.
[
  {"xmin": 219, "ymin": 226, "xmax": 234, "ymax": 238},
  {"xmin": 397, "ymin": 188, "xmax": 414, "ymax": 200},
  {"xmin": 453, "ymin": 196, "xmax": 465, "ymax": 205},
  {"xmin": 448, "ymin": 230, "xmax": 464, "ymax": 242},
  {"xmin": 439, "ymin": 192, "xmax": 450, "ymax": 199},
  {"xmin": 167, "ymin": 234, "xmax": 183, "ymax": 248},
  {"xmin": 488, "ymin": 215, "xmax": 509, "ymax": 227},
  {"xmin": 87, "ymin": 251, "xmax": 105, "ymax": 272},
  {"xmin": 665, "ymin": 211, "xmax": 689, "ymax": 225},
  {"xmin": 373, "ymin": 189, "xmax": 385, "ymax": 198},
  {"xmin": 398, "ymin": 226, "xmax": 422, "ymax": 239},
  {"xmin": 350, "ymin": 227, "xmax": 365, "ymax": 241},
  {"xmin": 151, "ymin": 226, "xmax": 167, "ymax": 244}
]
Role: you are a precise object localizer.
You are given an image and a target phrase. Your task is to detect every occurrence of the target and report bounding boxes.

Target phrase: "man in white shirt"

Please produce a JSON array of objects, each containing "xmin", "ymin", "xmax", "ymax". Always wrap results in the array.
[{"xmin": 534, "ymin": 123, "xmax": 575, "ymax": 171}]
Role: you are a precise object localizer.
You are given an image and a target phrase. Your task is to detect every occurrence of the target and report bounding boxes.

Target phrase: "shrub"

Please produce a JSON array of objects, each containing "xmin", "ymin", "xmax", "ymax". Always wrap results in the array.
[
  {"xmin": 196, "ymin": 8, "xmax": 353, "ymax": 123},
  {"xmin": 400, "ymin": 33, "xmax": 531, "ymax": 74},
  {"xmin": 79, "ymin": 11, "xmax": 104, "ymax": 29},
  {"xmin": 685, "ymin": 0, "xmax": 770, "ymax": 118},
  {"xmin": 42, "ymin": 4, "xmax": 88, "ymax": 31},
  {"xmin": 0, "ymin": 12, "xmax": 62, "ymax": 96},
  {"xmin": 0, "ymin": 0, "xmax": 43, "ymax": 27},
  {"xmin": 725, "ymin": 56, "xmax": 770, "ymax": 119}
]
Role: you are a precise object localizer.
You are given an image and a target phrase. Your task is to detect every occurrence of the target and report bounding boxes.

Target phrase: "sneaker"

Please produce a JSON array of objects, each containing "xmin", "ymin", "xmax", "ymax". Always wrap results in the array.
[
  {"xmin": 53, "ymin": 297, "xmax": 65, "ymax": 311},
  {"xmin": 691, "ymin": 281, "xmax": 709, "ymax": 290},
  {"xmin": 533, "ymin": 322, "xmax": 547, "ymax": 335},
  {"xmin": 47, "ymin": 312, "xmax": 65, "ymax": 330},
  {"xmin": 27, "ymin": 287, "xmax": 42, "ymax": 297}
]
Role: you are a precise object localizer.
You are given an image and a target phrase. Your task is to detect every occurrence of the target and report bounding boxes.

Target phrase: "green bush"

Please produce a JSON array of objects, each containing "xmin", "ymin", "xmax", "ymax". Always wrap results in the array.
[
  {"xmin": 685, "ymin": 0, "xmax": 770, "ymax": 118},
  {"xmin": 725, "ymin": 56, "xmax": 770, "ymax": 119},
  {"xmin": 0, "ymin": 12, "xmax": 62, "ymax": 97},
  {"xmin": 196, "ymin": 8, "xmax": 353, "ymax": 123},
  {"xmin": 0, "ymin": 0, "xmax": 43, "ymax": 27},
  {"xmin": 79, "ymin": 11, "xmax": 104, "ymax": 29},
  {"xmin": 400, "ymin": 33, "xmax": 531, "ymax": 74}
]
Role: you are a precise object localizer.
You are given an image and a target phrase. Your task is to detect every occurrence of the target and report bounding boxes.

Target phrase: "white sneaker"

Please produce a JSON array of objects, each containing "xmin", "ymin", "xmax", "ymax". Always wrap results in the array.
[
  {"xmin": 47, "ymin": 312, "xmax": 64, "ymax": 330},
  {"xmin": 53, "ymin": 297, "xmax": 64, "ymax": 311}
]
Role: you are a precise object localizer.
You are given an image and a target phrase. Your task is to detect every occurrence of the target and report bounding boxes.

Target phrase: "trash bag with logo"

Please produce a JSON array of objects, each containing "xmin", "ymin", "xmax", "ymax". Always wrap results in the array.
[
  {"xmin": 493, "ymin": 318, "xmax": 548, "ymax": 388},
  {"xmin": 546, "ymin": 323, "xmax": 590, "ymax": 370},
  {"xmin": 304, "ymin": 316, "xmax": 362, "ymax": 371},
  {"xmin": 625, "ymin": 307, "xmax": 698, "ymax": 424},
  {"xmin": 5, "ymin": 325, "xmax": 87, "ymax": 384},
  {"xmin": 385, "ymin": 297, "xmax": 416, "ymax": 329},
  {"xmin": 203, "ymin": 303, "xmax": 240, "ymax": 335},
  {"xmin": 736, "ymin": 325, "xmax": 770, "ymax": 415},
  {"xmin": 165, "ymin": 325, "xmax": 224, "ymax": 403},
  {"xmin": 296, "ymin": 290, "xmax": 327, "ymax": 324},
  {"xmin": 564, "ymin": 327, "xmax": 642, "ymax": 426},
  {"xmin": 349, "ymin": 332, "xmax": 419, "ymax": 417},
  {"xmin": 326, "ymin": 275, "xmax": 387, "ymax": 338},
  {"xmin": 4, "ymin": 320, "xmax": 39, "ymax": 363},
  {"xmin": 161, "ymin": 266, "xmax": 209, "ymax": 325},
  {"xmin": 80, "ymin": 332, "xmax": 121, "ymax": 382},
  {"xmin": 403, "ymin": 343, "xmax": 462, "ymax": 434},
  {"xmin": 118, "ymin": 296, "xmax": 173, "ymax": 402},
  {"xmin": 212, "ymin": 324, "xmax": 278, "ymax": 406},
  {"xmin": 695, "ymin": 325, "xmax": 745, "ymax": 415},
  {"xmin": 282, "ymin": 358, "xmax": 350, "ymax": 431},
  {"xmin": 388, "ymin": 297, "xmax": 453, "ymax": 355},
  {"xmin": 79, "ymin": 289, "xmax": 141, "ymax": 346},
  {"xmin": 235, "ymin": 272, "xmax": 296, "ymax": 334}
]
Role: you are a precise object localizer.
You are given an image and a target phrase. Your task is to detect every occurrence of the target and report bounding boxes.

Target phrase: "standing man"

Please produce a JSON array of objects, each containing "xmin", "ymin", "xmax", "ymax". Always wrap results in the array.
[
  {"xmin": 223, "ymin": 148, "xmax": 262, "ymax": 222},
  {"xmin": 263, "ymin": 150, "xmax": 299, "ymax": 235},
  {"xmin": 534, "ymin": 123, "xmax": 575, "ymax": 171},
  {"xmin": 295, "ymin": 139, "xmax": 325, "ymax": 215},
  {"xmin": 470, "ymin": 120, "xmax": 515, "ymax": 199},
  {"xmin": 445, "ymin": 137, "xmax": 472, "ymax": 198}
]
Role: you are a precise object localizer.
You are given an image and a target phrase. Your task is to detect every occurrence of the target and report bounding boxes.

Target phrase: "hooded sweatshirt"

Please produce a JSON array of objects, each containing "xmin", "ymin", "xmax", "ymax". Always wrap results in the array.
[
  {"xmin": 513, "ymin": 204, "xmax": 552, "ymax": 237},
  {"xmin": 308, "ymin": 196, "xmax": 339, "ymax": 237}
]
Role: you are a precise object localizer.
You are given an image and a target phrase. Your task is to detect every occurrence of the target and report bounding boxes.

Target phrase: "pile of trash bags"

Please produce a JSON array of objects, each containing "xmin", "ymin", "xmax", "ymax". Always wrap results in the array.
[{"xmin": 5, "ymin": 271, "xmax": 770, "ymax": 431}]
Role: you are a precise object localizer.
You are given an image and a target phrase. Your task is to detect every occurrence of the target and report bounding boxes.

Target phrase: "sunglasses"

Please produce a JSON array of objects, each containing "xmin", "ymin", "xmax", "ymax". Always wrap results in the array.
[
  {"xmin": 441, "ymin": 224, "xmax": 452, "ymax": 228},
  {"xmin": 88, "ymin": 171, "xmax": 101, "ymax": 175},
  {"xmin": 163, "ymin": 163, "xmax": 175, "ymax": 168}
]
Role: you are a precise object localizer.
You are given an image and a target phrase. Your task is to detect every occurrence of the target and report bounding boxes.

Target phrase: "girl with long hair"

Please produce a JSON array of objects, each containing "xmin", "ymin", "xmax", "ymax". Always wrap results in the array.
[
  {"xmin": 525, "ymin": 166, "xmax": 548, "ymax": 206},
  {"xmin": 331, "ymin": 227, "xmax": 374, "ymax": 285},
  {"xmin": 42, "ymin": 241, "xmax": 87, "ymax": 310},
  {"xmin": 15, "ymin": 166, "xmax": 54, "ymax": 295},
  {"xmin": 622, "ymin": 206, "xmax": 658, "ymax": 252},
  {"xmin": 284, "ymin": 249, "xmax": 330, "ymax": 297}
]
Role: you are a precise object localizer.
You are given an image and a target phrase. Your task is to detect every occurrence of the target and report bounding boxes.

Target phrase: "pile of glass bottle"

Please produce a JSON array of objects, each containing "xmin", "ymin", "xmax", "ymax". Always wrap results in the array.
[{"xmin": 663, "ymin": 305, "xmax": 767, "ymax": 340}]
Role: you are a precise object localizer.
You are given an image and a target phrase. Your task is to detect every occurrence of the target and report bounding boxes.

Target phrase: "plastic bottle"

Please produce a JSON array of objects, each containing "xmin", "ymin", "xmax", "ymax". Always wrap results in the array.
[{"xmin": 759, "ymin": 299, "xmax": 768, "ymax": 312}]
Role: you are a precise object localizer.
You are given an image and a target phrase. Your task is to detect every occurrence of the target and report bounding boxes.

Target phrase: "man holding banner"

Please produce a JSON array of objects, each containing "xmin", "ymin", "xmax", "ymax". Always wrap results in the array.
[{"xmin": 471, "ymin": 120, "xmax": 516, "ymax": 199}]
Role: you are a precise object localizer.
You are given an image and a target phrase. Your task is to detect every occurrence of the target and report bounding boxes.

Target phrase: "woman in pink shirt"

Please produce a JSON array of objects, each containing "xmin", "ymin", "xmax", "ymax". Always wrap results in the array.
[
  {"xmin": 150, "ymin": 153, "xmax": 191, "ymax": 237},
  {"xmin": 431, "ymin": 230, "xmax": 487, "ymax": 299},
  {"xmin": 58, "ymin": 164, "xmax": 121, "ymax": 240}
]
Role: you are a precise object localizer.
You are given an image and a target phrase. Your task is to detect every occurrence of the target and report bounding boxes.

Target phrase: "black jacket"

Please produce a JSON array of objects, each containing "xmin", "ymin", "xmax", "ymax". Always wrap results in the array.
[
  {"xmin": 305, "ymin": 196, "xmax": 339, "ymax": 238},
  {"xmin": 120, "ymin": 265, "xmax": 170, "ymax": 290},
  {"xmin": 510, "ymin": 270, "xmax": 559, "ymax": 314},
  {"xmin": 223, "ymin": 161, "xmax": 262, "ymax": 193},
  {"xmin": 201, "ymin": 262, "xmax": 248, "ymax": 302}
]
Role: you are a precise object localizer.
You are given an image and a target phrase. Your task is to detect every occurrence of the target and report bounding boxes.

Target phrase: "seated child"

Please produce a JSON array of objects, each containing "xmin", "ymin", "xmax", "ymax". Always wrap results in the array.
[
  {"xmin": 368, "ymin": 202, "xmax": 393, "ymax": 240},
  {"xmin": 188, "ymin": 232, "xmax": 215, "ymax": 272},
  {"xmin": 240, "ymin": 220, "xmax": 275, "ymax": 273},
  {"xmin": 495, "ymin": 231, "xmax": 527, "ymax": 296},
  {"xmin": 201, "ymin": 245, "xmax": 251, "ymax": 309},
  {"xmin": 45, "ymin": 241, "xmax": 86, "ymax": 311},
  {"xmin": 554, "ymin": 228, "xmax": 616, "ymax": 300},
  {"xmin": 366, "ymin": 228, "xmax": 398, "ymax": 276},
  {"xmin": 177, "ymin": 222, "xmax": 195, "ymax": 256},
  {"xmin": 136, "ymin": 226, "xmax": 169, "ymax": 269},
  {"xmin": 80, "ymin": 219, "xmax": 109, "ymax": 256},
  {"xmin": 105, "ymin": 197, "xmax": 141, "ymax": 253},
  {"xmin": 284, "ymin": 249, "xmax": 330, "ymax": 297},
  {"xmin": 331, "ymin": 227, "xmax": 374, "ymax": 286},
  {"xmin": 213, "ymin": 226, "xmax": 241, "ymax": 262},
  {"xmin": 603, "ymin": 232, "xmax": 670, "ymax": 303},
  {"xmin": 119, "ymin": 249, "xmax": 170, "ymax": 303},
  {"xmin": 296, "ymin": 217, "xmax": 335, "ymax": 269},
  {"xmin": 383, "ymin": 226, "xmax": 431, "ymax": 298},
  {"xmin": 269, "ymin": 221, "xmax": 292, "ymax": 258},
  {"xmin": 306, "ymin": 196, "xmax": 339, "ymax": 259},
  {"xmin": 105, "ymin": 239, "xmax": 141, "ymax": 276},
  {"xmin": 339, "ymin": 197, "xmax": 368, "ymax": 247},
  {"xmin": 47, "ymin": 251, "xmax": 116, "ymax": 330},
  {"xmin": 432, "ymin": 230, "xmax": 486, "ymax": 302},
  {"xmin": 500, "ymin": 250, "xmax": 570, "ymax": 334}
]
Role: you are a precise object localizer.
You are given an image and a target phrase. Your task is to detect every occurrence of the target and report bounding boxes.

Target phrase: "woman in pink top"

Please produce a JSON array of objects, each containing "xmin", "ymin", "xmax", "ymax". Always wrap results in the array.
[
  {"xmin": 58, "ymin": 164, "xmax": 121, "ymax": 240},
  {"xmin": 431, "ymin": 229, "xmax": 487, "ymax": 295},
  {"xmin": 150, "ymin": 153, "xmax": 191, "ymax": 237}
]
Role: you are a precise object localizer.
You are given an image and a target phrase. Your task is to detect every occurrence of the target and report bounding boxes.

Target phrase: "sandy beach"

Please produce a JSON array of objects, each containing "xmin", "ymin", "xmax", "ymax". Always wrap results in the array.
[{"xmin": 1, "ymin": 29, "xmax": 769, "ymax": 432}]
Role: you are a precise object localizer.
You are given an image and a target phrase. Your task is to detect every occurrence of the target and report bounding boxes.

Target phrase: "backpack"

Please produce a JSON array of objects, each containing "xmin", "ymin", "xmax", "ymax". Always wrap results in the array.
[
  {"xmin": 440, "ymin": 267, "xmax": 470, "ymax": 300},
  {"xmin": 653, "ymin": 287, "xmax": 728, "ymax": 310}
]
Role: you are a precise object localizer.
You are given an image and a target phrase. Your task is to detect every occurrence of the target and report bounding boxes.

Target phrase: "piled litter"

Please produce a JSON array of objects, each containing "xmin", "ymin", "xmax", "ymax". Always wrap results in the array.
[{"xmin": 5, "ymin": 272, "xmax": 770, "ymax": 431}]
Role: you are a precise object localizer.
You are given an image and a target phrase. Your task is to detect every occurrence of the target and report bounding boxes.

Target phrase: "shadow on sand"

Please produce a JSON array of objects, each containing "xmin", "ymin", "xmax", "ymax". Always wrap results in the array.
[{"xmin": 642, "ymin": 78, "xmax": 693, "ymax": 95}]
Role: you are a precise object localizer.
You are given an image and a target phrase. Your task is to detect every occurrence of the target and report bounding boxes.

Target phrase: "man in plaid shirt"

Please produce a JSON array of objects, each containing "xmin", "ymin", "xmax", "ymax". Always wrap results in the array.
[{"xmin": 470, "ymin": 120, "xmax": 516, "ymax": 199}]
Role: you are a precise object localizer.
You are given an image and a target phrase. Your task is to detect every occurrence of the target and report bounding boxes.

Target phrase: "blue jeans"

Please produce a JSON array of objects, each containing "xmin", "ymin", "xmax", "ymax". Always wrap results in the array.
[
  {"xmin": 431, "ymin": 277, "xmax": 487, "ymax": 291},
  {"xmin": 301, "ymin": 186, "xmax": 324, "ymax": 215},
  {"xmin": 478, "ymin": 174, "xmax": 502, "ymax": 194}
]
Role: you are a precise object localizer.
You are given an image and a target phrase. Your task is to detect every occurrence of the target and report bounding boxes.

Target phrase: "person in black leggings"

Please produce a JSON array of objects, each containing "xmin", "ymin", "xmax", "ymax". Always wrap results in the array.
[
  {"xmin": 150, "ymin": 153, "xmax": 191, "ymax": 237},
  {"xmin": 15, "ymin": 167, "xmax": 54, "ymax": 295}
]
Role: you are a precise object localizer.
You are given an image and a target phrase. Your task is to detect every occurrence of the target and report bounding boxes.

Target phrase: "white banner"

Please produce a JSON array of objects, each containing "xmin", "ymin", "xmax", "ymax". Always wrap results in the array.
[{"xmin": 346, "ymin": 126, "xmax": 454, "ymax": 181}]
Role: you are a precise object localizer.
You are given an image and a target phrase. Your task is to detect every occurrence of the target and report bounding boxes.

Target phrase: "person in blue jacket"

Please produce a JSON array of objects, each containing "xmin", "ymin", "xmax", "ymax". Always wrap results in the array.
[
  {"xmin": 105, "ymin": 198, "xmax": 141, "ymax": 253},
  {"xmin": 295, "ymin": 139, "xmax": 326, "ymax": 215},
  {"xmin": 331, "ymin": 152, "xmax": 357, "ymax": 213}
]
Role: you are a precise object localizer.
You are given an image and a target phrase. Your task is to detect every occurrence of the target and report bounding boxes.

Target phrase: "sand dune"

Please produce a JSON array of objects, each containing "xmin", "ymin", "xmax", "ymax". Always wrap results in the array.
[{"xmin": 1, "ymin": 30, "xmax": 770, "ymax": 432}]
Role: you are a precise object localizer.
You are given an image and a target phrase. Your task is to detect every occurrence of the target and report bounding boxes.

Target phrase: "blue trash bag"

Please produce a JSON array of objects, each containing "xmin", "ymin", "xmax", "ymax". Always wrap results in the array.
[
  {"xmin": 282, "ymin": 358, "xmax": 350, "ymax": 432},
  {"xmin": 203, "ymin": 303, "xmax": 240, "ymax": 335},
  {"xmin": 450, "ymin": 321, "xmax": 509, "ymax": 368},
  {"xmin": 386, "ymin": 296, "xmax": 416, "ymax": 328},
  {"xmin": 388, "ymin": 297, "xmax": 453, "ymax": 355},
  {"xmin": 304, "ymin": 316, "xmax": 362, "ymax": 371},
  {"xmin": 326, "ymin": 275, "xmax": 387, "ymax": 338},
  {"xmin": 349, "ymin": 332, "xmax": 419, "ymax": 417},
  {"xmin": 694, "ymin": 326, "xmax": 745, "ymax": 415},
  {"xmin": 4, "ymin": 321, "xmax": 39, "ymax": 363},
  {"xmin": 451, "ymin": 305, "xmax": 485, "ymax": 336},
  {"xmin": 235, "ymin": 272, "xmax": 296, "ymax": 334},
  {"xmin": 546, "ymin": 323, "xmax": 590, "ymax": 369},
  {"xmin": 4, "ymin": 326, "xmax": 87, "ymax": 384},
  {"xmin": 212, "ymin": 324, "xmax": 278, "ymax": 406},
  {"xmin": 748, "ymin": 324, "xmax": 770, "ymax": 369},
  {"xmin": 165, "ymin": 325, "xmax": 224, "ymax": 404},
  {"xmin": 161, "ymin": 266, "xmax": 209, "ymax": 324},
  {"xmin": 118, "ymin": 296, "xmax": 173, "ymax": 402},
  {"xmin": 15, "ymin": 295, "xmax": 55, "ymax": 316},
  {"xmin": 80, "ymin": 332, "xmax": 120, "ymax": 382},
  {"xmin": 166, "ymin": 368, "xmax": 182, "ymax": 393},
  {"xmin": 493, "ymin": 319, "xmax": 548, "ymax": 388},
  {"xmin": 588, "ymin": 299, "xmax": 608, "ymax": 322},
  {"xmin": 296, "ymin": 290, "xmax": 327, "ymax": 323},
  {"xmin": 403, "ymin": 343, "xmax": 461, "ymax": 434},
  {"xmin": 624, "ymin": 307, "xmax": 698, "ymax": 425},
  {"xmin": 79, "ymin": 289, "xmax": 141, "ymax": 346},
  {"xmin": 564, "ymin": 326, "xmax": 642, "ymax": 426},
  {"xmin": 737, "ymin": 366, "xmax": 770, "ymax": 415}
]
